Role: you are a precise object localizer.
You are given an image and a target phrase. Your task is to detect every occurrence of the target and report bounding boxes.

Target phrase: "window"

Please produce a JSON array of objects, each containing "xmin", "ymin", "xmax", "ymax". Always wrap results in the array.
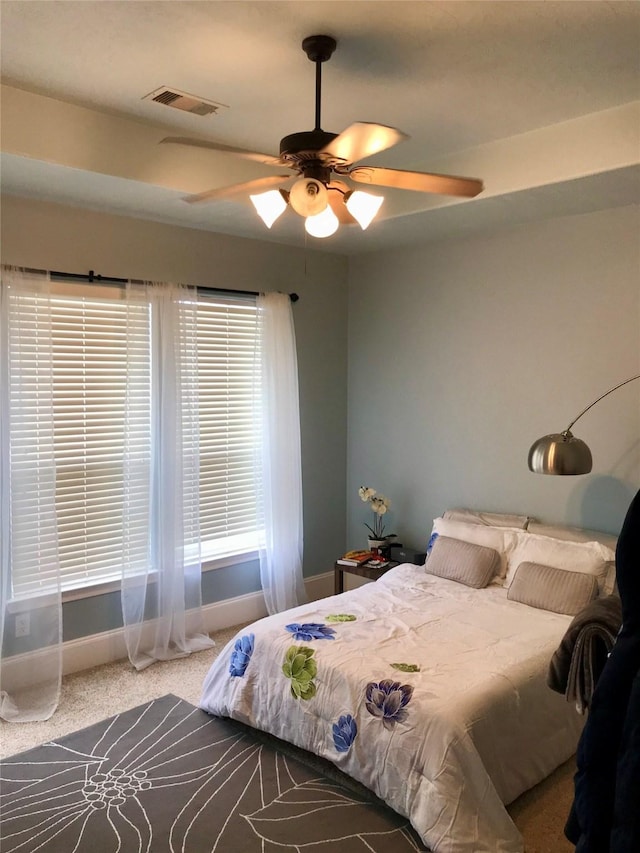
[
  {"xmin": 196, "ymin": 296, "xmax": 263, "ymax": 561},
  {"xmin": 9, "ymin": 283, "xmax": 262, "ymax": 598}
]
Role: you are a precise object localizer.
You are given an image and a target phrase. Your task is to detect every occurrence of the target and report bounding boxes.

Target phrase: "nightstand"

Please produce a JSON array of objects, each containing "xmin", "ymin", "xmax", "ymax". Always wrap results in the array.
[{"xmin": 334, "ymin": 560, "xmax": 399, "ymax": 595}]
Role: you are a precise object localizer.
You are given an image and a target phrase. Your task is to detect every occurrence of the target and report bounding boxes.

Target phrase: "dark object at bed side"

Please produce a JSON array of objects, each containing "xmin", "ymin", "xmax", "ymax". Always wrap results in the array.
[
  {"xmin": 547, "ymin": 594, "xmax": 622, "ymax": 712},
  {"xmin": 565, "ymin": 488, "xmax": 640, "ymax": 852}
]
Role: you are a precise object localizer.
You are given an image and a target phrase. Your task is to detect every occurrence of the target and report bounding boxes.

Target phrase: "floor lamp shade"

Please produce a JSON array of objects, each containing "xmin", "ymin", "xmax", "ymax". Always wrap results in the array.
[
  {"xmin": 528, "ymin": 431, "xmax": 593, "ymax": 475},
  {"xmin": 527, "ymin": 374, "xmax": 639, "ymax": 475}
]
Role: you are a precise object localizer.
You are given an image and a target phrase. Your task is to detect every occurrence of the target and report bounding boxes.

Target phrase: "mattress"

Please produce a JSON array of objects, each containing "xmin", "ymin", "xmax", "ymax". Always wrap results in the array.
[{"xmin": 200, "ymin": 563, "xmax": 584, "ymax": 853}]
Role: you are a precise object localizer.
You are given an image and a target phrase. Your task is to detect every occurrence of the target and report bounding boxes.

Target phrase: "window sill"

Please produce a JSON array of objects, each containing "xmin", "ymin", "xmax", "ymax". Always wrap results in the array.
[
  {"xmin": 9, "ymin": 550, "xmax": 261, "ymax": 609},
  {"xmin": 202, "ymin": 549, "xmax": 259, "ymax": 573}
]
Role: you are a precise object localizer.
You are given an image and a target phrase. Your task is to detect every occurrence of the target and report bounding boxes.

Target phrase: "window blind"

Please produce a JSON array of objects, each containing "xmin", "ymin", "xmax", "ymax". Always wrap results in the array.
[
  {"xmin": 196, "ymin": 296, "xmax": 263, "ymax": 559},
  {"xmin": 9, "ymin": 286, "xmax": 262, "ymax": 598}
]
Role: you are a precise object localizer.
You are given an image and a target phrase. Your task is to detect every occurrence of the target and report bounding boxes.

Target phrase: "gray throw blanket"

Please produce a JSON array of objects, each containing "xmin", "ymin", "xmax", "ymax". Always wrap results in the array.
[{"xmin": 547, "ymin": 594, "xmax": 622, "ymax": 713}]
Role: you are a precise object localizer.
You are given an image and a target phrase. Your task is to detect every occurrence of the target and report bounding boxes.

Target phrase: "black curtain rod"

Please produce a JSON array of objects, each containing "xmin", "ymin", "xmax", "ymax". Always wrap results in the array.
[{"xmin": 23, "ymin": 268, "xmax": 299, "ymax": 302}]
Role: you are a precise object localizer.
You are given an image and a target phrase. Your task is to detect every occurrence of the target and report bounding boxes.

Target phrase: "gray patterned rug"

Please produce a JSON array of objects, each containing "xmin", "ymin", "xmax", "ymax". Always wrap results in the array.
[{"xmin": 0, "ymin": 693, "xmax": 427, "ymax": 852}]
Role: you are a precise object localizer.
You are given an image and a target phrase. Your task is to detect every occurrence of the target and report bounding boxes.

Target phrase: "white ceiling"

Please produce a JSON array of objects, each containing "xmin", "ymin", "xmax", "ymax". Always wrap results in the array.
[{"xmin": 1, "ymin": 0, "xmax": 639, "ymax": 255}]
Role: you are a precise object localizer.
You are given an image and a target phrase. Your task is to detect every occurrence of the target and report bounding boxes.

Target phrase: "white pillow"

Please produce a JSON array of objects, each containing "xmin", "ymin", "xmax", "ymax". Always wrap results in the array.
[
  {"xmin": 430, "ymin": 517, "xmax": 521, "ymax": 580},
  {"xmin": 526, "ymin": 521, "xmax": 617, "ymax": 552},
  {"xmin": 505, "ymin": 532, "xmax": 614, "ymax": 594},
  {"xmin": 444, "ymin": 508, "xmax": 530, "ymax": 529},
  {"xmin": 602, "ymin": 562, "xmax": 617, "ymax": 596},
  {"xmin": 525, "ymin": 522, "xmax": 618, "ymax": 595}
]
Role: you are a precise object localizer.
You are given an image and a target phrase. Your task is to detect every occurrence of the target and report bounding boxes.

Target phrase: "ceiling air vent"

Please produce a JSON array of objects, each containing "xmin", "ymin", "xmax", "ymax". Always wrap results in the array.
[{"xmin": 143, "ymin": 87, "xmax": 228, "ymax": 117}]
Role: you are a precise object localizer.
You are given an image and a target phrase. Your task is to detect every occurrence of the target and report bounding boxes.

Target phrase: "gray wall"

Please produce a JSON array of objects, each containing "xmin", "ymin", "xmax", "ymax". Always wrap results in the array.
[
  {"xmin": 346, "ymin": 205, "xmax": 640, "ymax": 553},
  {"xmin": 4, "ymin": 197, "xmax": 640, "ymax": 643},
  {"xmin": 1, "ymin": 195, "xmax": 349, "ymax": 640}
]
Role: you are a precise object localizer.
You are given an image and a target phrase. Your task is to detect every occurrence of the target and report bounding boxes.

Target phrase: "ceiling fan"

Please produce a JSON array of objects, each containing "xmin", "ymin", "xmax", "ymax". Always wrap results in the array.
[{"xmin": 161, "ymin": 35, "xmax": 484, "ymax": 238}]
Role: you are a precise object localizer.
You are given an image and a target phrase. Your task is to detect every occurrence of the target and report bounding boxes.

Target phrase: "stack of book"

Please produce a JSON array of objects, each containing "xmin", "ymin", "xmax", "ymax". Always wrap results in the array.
[
  {"xmin": 336, "ymin": 550, "xmax": 374, "ymax": 566},
  {"xmin": 336, "ymin": 551, "xmax": 392, "ymax": 569}
]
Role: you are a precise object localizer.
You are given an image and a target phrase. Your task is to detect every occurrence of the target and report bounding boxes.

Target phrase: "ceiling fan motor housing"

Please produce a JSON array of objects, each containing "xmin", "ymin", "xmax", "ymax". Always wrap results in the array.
[{"xmin": 279, "ymin": 130, "xmax": 342, "ymax": 181}]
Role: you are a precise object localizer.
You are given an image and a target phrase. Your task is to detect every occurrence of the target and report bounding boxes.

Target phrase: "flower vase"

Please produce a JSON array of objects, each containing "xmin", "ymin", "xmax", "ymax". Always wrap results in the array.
[{"xmin": 368, "ymin": 537, "xmax": 389, "ymax": 556}]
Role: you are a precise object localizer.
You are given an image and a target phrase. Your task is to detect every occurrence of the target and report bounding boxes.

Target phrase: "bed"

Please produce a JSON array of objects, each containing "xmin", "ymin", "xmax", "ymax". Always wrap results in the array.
[{"xmin": 200, "ymin": 511, "xmax": 617, "ymax": 853}]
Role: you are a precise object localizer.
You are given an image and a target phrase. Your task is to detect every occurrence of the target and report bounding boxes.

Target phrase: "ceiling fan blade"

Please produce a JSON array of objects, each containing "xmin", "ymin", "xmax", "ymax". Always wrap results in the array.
[
  {"xmin": 320, "ymin": 122, "xmax": 408, "ymax": 164},
  {"xmin": 327, "ymin": 181, "xmax": 357, "ymax": 225},
  {"xmin": 348, "ymin": 166, "xmax": 483, "ymax": 198},
  {"xmin": 184, "ymin": 175, "xmax": 291, "ymax": 205},
  {"xmin": 161, "ymin": 136, "xmax": 283, "ymax": 167}
]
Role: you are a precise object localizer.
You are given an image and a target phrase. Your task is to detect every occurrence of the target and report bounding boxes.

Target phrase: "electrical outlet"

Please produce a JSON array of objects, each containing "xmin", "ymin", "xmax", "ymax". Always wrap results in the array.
[{"xmin": 15, "ymin": 612, "xmax": 30, "ymax": 638}]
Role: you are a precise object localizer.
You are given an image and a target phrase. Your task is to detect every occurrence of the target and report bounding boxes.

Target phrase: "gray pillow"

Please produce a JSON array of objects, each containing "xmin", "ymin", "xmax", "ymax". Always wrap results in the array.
[
  {"xmin": 425, "ymin": 536, "xmax": 500, "ymax": 588},
  {"xmin": 507, "ymin": 561, "xmax": 598, "ymax": 616}
]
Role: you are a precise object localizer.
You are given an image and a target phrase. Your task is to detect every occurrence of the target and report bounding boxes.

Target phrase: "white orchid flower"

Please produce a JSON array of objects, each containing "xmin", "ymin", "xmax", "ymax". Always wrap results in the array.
[
  {"xmin": 358, "ymin": 486, "xmax": 376, "ymax": 502},
  {"xmin": 359, "ymin": 486, "xmax": 395, "ymax": 540},
  {"xmin": 371, "ymin": 496, "xmax": 388, "ymax": 515}
]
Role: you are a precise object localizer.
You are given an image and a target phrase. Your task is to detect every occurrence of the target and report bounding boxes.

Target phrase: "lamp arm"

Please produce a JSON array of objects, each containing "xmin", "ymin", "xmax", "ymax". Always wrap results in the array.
[{"xmin": 565, "ymin": 373, "xmax": 640, "ymax": 433}]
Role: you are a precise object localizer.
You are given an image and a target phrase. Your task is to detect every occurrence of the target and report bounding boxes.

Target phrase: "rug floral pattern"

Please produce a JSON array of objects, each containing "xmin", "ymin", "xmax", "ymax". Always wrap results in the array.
[{"xmin": 0, "ymin": 694, "xmax": 427, "ymax": 852}]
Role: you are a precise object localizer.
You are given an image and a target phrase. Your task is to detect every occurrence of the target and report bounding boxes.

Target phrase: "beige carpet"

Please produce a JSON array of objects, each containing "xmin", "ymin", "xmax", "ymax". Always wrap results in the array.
[{"xmin": 0, "ymin": 623, "xmax": 576, "ymax": 853}]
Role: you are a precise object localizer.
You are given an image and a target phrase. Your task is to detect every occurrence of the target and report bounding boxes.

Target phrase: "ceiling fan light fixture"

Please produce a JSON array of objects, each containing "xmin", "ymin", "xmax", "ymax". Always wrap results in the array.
[
  {"xmin": 166, "ymin": 35, "xmax": 484, "ymax": 231},
  {"xmin": 289, "ymin": 177, "xmax": 328, "ymax": 217},
  {"xmin": 304, "ymin": 205, "xmax": 339, "ymax": 238},
  {"xmin": 250, "ymin": 189, "xmax": 288, "ymax": 228},
  {"xmin": 344, "ymin": 189, "xmax": 384, "ymax": 230}
]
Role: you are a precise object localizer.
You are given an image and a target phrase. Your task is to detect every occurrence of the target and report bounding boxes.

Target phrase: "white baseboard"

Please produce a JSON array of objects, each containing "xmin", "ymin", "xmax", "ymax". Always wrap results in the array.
[
  {"xmin": 60, "ymin": 570, "xmax": 334, "ymax": 676},
  {"xmin": 301, "ymin": 570, "xmax": 334, "ymax": 603}
]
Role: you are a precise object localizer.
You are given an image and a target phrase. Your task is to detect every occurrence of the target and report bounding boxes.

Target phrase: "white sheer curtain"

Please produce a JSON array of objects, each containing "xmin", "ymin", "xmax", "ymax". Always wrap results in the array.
[
  {"xmin": 0, "ymin": 268, "xmax": 62, "ymax": 721},
  {"xmin": 121, "ymin": 281, "xmax": 214, "ymax": 670},
  {"xmin": 258, "ymin": 292, "xmax": 306, "ymax": 614}
]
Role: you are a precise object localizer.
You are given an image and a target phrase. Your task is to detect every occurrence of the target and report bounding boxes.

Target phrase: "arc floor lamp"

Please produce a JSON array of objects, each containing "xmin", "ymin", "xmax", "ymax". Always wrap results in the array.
[{"xmin": 528, "ymin": 374, "xmax": 640, "ymax": 475}]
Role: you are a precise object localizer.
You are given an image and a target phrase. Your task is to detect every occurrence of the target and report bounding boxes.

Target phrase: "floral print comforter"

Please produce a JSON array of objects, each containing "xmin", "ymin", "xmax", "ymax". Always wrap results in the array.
[{"xmin": 200, "ymin": 564, "xmax": 584, "ymax": 853}]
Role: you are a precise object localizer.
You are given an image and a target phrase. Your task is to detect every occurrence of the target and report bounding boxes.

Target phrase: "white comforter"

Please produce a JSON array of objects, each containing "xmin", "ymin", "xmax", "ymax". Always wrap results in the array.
[{"xmin": 200, "ymin": 565, "xmax": 583, "ymax": 853}]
